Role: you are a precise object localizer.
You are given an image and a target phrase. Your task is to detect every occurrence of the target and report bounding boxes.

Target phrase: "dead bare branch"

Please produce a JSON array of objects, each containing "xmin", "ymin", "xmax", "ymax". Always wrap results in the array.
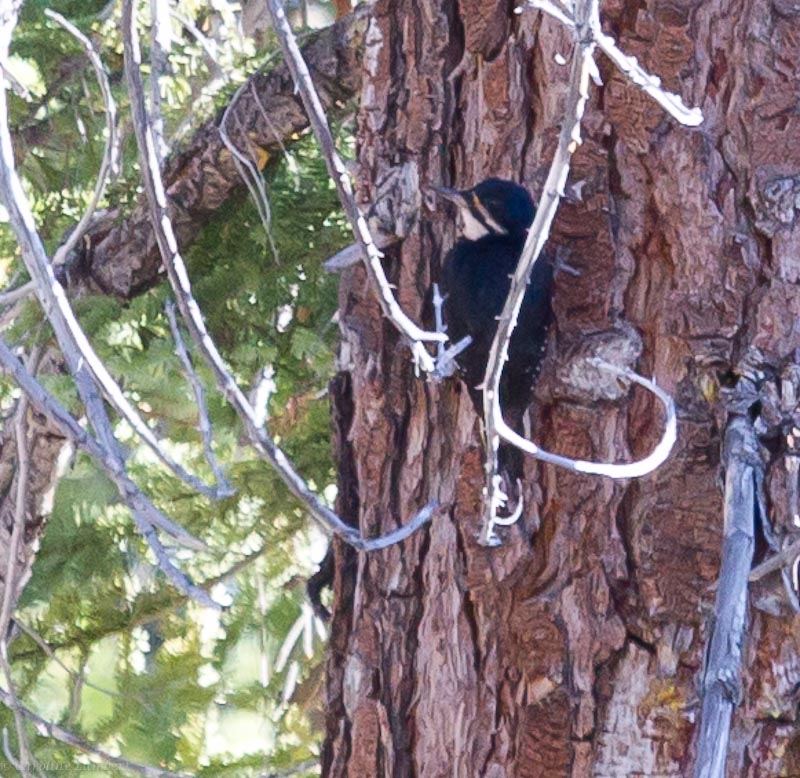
[
  {"xmin": 588, "ymin": 7, "xmax": 704, "ymax": 127},
  {"xmin": 149, "ymin": 0, "xmax": 171, "ymax": 163},
  {"xmin": 0, "ymin": 389, "xmax": 36, "ymax": 778},
  {"xmin": 750, "ymin": 539, "xmax": 800, "ymax": 582},
  {"xmin": 522, "ymin": 0, "xmax": 704, "ymax": 127},
  {"xmin": 480, "ymin": 0, "xmax": 699, "ymax": 543},
  {"xmin": 480, "ymin": 6, "xmax": 597, "ymax": 544},
  {"xmin": 264, "ymin": 0, "xmax": 446, "ymax": 373},
  {"xmin": 0, "ymin": 32, "xmax": 226, "ymax": 503},
  {"xmin": 0, "ymin": 8, "xmax": 224, "ymax": 609},
  {"xmin": 75, "ymin": 7, "xmax": 368, "ymax": 299},
  {"xmin": 121, "ymin": 0, "xmax": 435, "ymax": 552},
  {"xmin": 695, "ymin": 416, "xmax": 759, "ymax": 778},
  {"xmin": 218, "ymin": 74, "xmax": 281, "ymax": 262},
  {"xmin": 0, "ymin": 280, "xmax": 35, "ymax": 308},
  {"xmin": 165, "ymin": 301, "xmax": 233, "ymax": 497},
  {"xmin": 43, "ymin": 10, "xmax": 120, "ymax": 268}
]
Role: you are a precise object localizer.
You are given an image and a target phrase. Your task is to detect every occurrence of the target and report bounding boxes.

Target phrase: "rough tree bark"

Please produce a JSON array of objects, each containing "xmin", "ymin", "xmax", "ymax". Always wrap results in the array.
[{"xmin": 323, "ymin": 0, "xmax": 800, "ymax": 776}]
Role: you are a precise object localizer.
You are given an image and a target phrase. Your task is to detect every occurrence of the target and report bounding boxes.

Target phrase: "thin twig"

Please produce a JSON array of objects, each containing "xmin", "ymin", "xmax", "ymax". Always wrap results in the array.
[
  {"xmin": 357, "ymin": 501, "xmax": 438, "ymax": 551},
  {"xmin": 749, "ymin": 540, "xmax": 800, "ymax": 582},
  {"xmin": 218, "ymin": 78, "xmax": 281, "ymax": 262},
  {"xmin": 0, "ymin": 338, "xmax": 205, "ymax": 549},
  {"xmin": 165, "ymin": 301, "xmax": 233, "ymax": 497},
  {"xmin": 149, "ymin": 0, "xmax": 171, "ymax": 163},
  {"xmin": 0, "ymin": 390, "xmax": 36, "ymax": 778},
  {"xmin": 264, "ymin": 0, "xmax": 445, "ymax": 373},
  {"xmin": 519, "ymin": 0, "xmax": 577, "ymax": 29},
  {"xmin": 2, "ymin": 729, "xmax": 25, "ymax": 775},
  {"xmin": 0, "ymin": 279, "xmax": 35, "ymax": 308},
  {"xmin": 170, "ymin": 10, "xmax": 222, "ymax": 73},
  {"xmin": 44, "ymin": 10, "xmax": 120, "ymax": 268},
  {"xmin": 12, "ymin": 620, "xmax": 129, "ymax": 704},
  {"xmin": 121, "ymin": 0, "xmax": 435, "ymax": 552},
  {"xmin": 0, "ymin": 338, "xmax": 220, "ymax": 610},
  {"xmin": 0, "ymin": 685, "xmax": 194, "ymax": 778}
]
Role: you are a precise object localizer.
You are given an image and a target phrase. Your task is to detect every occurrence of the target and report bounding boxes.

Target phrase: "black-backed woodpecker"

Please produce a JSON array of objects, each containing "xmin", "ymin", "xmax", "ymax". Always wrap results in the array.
[{"xmin": 435, "ymin": 178, "xmax": 555, "ymax": 448}]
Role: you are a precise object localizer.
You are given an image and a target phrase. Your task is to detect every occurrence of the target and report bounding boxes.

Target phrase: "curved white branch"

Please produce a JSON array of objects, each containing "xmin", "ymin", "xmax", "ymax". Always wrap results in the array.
[
  {"xmin": 480, "ymin": 0, "xmax": 697, "ymax": 544},
  {"xmin": 480, "ymin": 22, "xmax": 596, "ymax": 545},
  {"xmin": 523, "ymin": 0, "xmax": 704, "ymax": 128},
  {"xmin": 494, "ymin": 359, "xmax": 677, "ymax": 478},
  {"xmin": 590, "ymin": 17, "xmax": 704, "ymax": 127}
]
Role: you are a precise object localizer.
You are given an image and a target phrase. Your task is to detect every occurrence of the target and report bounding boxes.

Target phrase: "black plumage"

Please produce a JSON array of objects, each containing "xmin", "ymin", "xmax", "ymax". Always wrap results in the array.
[{"xmin": 437, "ymin": 178, "xmax": 555, "ymax": 432}]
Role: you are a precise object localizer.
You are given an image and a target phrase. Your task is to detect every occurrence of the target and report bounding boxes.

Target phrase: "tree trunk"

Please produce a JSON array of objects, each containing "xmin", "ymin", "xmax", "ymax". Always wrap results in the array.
[{"xmin": 323, "ymin": 0, "xmax": 800, "ymax": 775}]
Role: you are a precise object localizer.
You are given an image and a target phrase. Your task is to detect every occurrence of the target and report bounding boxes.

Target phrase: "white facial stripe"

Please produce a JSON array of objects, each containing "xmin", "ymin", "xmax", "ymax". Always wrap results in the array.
[
  {"xmin": 459, "ymin": 207, "xmax": 490, "ymax": 240},
  {"xmin": 471, "ymin": 193, "xmax": 507, "ymax": 235}
]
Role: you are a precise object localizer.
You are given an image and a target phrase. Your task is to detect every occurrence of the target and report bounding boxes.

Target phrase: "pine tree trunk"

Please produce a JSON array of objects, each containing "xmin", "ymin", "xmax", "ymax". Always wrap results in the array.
[{"xmin": 323, "ymin": 0, "xmax": 800, "ymax": 775}]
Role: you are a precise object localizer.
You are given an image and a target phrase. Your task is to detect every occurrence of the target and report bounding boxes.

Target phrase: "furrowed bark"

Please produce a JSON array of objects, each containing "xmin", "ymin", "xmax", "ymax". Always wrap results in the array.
[{"xmin": 323, "ymin": 0, "xmax": 800, "ymax": 775}]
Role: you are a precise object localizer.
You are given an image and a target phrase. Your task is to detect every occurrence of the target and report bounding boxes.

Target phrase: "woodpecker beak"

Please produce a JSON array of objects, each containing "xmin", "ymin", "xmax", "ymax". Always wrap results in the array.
[
  {"xmin": 431, "ymin": 184, "xmax": 507, "ymax": 239},
  {"xmin": 430, "ymin": 185, "xmax": 470, "ymax": 210}
]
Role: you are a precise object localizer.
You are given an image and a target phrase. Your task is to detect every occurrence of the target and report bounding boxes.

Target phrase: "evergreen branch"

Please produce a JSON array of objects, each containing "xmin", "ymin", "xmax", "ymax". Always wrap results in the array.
[
  {"xmin": 11, "ymin": 545, "xmax": 267, "ymax": 663},
  {"xmin": 0, "ymin": 339, "xmax": 205, "ymax": 552},
  {"xmin": 0, "ymin": 685, "xmax": 194, "ymax": 778},
  {"xmin": 0, "ymin": 10, "xmax": 222, "ymax": 610},
  {"xmin": 122, "ymin": 0, "xmax": 435, "ymax": 553},
  {"xmin": 0, "ymin": 338, "xmax": 219, "ymax": 610},
  {"xmin": 12, "ymin": 620, "xmax": 130, "ymax": 704}
]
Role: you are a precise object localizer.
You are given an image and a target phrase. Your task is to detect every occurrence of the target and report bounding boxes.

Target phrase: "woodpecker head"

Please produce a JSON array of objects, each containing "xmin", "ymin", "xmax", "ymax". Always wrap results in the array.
[{"xmin": 433, "ymin": 178, "xmax": 535, "ymax": 240}]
